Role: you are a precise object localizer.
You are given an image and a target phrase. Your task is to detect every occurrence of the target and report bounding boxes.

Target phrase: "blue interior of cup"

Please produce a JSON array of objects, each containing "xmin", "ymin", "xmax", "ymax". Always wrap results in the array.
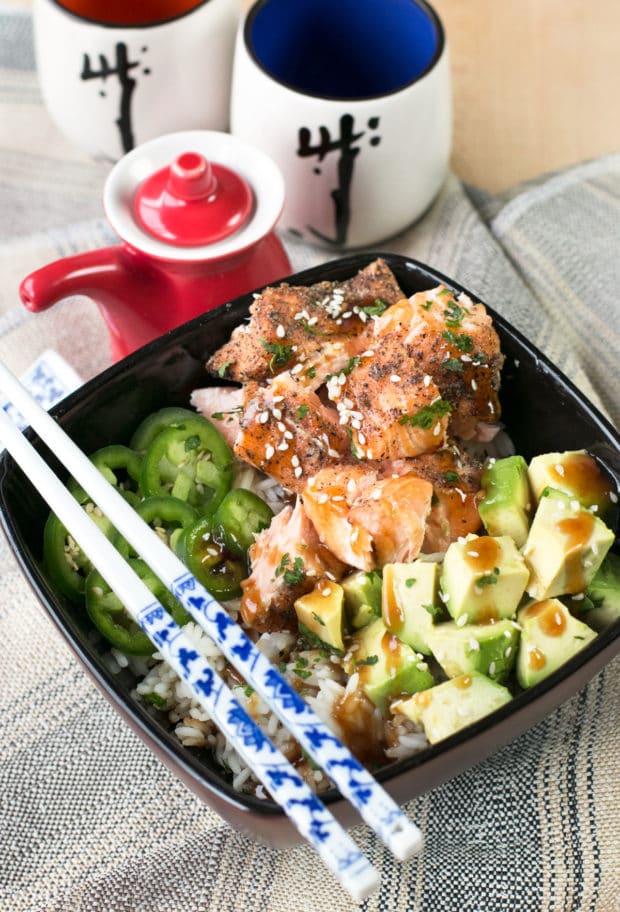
[{"xmin": 247, "ymin": 0, "xmax": 441, "ymax": 99}]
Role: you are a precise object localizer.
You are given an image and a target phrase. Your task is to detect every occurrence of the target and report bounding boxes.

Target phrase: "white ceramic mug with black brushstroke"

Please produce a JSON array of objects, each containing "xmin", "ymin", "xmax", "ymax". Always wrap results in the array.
[
  {"xmin": 32, "ymin": 0, "xmax": 241, "ymax": 161},
  {"xmin": 230, "ymin": 0, "xmax": 451, "ymax": 250}
]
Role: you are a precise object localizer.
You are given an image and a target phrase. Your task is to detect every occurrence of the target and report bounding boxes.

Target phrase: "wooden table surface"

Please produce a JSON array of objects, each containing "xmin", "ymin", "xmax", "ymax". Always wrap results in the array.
[{"xmin": 5, "ymin": 0, "xmax": 620, "ymax": 192}]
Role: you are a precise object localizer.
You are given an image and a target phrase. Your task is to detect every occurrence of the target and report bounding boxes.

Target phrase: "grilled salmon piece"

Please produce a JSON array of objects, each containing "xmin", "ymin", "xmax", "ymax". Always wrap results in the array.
[
  {"xmin": 233, "ymin": 373, "xmax": 351, "ymax": 493},
  {"xmin": 328, "ymin": 349, "xmax": 450, "ymax": 461},
  {"xmin": 241, "ymin": 499, "xmax": 345, "ymax": 632},
  {"xmin": 207, "ymin": 258, "xmax": 404, "ymax": 384},
  {"xmin": 303, "ymin": 465, "xmax": 433, "ymax": 570},
  {"xmin": 384, "ymin": 447, "xmax": 484, "ymax": 552},
  {"xmin": 372, "ymin": 287, "xmax": 504, "ymax": 441}
]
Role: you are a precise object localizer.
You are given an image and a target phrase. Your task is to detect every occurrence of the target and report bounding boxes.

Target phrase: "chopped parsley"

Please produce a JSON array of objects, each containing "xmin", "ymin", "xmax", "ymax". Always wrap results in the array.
[
  {"xmin": 444, "ymin": 302, "xmax": 467, "ymax": 328},
  {"xmin": 421, "ymin": 299, "xmax": 434, "ymax": 311},
  {"xmin": 358, "ymin": 298, "xmax": 389, "ymax": 317},
  {"xmin": 439, "ymin": 288, "xmax": 453, "ymax": 296},
  {"xmin": 442, "ymin": 330, "xmax": 474, "ymax": 352},
  {"xmin": 260, "ymin": 337, "xmax": 293, "ymax": 373},
  {"xmin": 399, "ymin": 399, "xmax": 452, "ymax": 429},
  {"xmin": 217, "ymin": 360, "xmax": 232, "ymax": 377},
  {"xmin": 477, "ymin": 573, "xmax": 499, "ymax": 587},
  {"xmin": 275, "ymin": 553, "xmax": 306, "ymax": 586},
  {"xmin": 345, "ymin": 426, "xmax": 361, "ymax": 458},
  {"xmin": 354, "ymin": 655, "xmax": 379, "ymax": 668},
  {"xmin": 210, "ymin": 406, "xmax": 243, "ymax": 420},
  {"xmin": 342, "ymin": 355, "xmax": 360, "ymax": 375},
  {"xmin": 444, "ymin": 471, "xmax": 460, "ymax": 483},
  {"xmin": 444, "ymin": 358, "xmax": 464, "ymax": 372},
  {"xmin": 423, "ymin": 603, "xmax": 441, "ymax": 616},
  {"xmin": 306, "ymin": 366, "xmax": 317, "ymax": 379},
  {"xmin": 243, "ymin": 685, "xmax": 254, "ymax": 697},
  {"xmin": 144, "ymin": 692, "xmax": 167, "ymax": 709},
  {"xmin": 311, "ymin": 611, "xmax": 326, "ymax": 627},
  {"xmin": 296, "ymin": 404, "xmax": 309, "ymax": 420},
  {"xmin": 405, "ymin": 578, "xmax": 416, "ymax": 588}
]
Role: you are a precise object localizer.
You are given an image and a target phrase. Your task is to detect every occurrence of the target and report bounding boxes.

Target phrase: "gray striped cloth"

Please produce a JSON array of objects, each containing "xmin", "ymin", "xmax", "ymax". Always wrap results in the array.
[{"xmin": 1, "ymin": 10, "xmax": 619, "ymax": 912}]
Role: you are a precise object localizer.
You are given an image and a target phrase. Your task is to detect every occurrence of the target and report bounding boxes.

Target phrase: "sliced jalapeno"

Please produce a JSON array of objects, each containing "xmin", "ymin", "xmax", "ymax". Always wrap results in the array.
[
  {"xmin": 135, "ymin": 495, "xmax": 198, "ymax": 553},
  {"xmin": 130, "ymin": 407, "xmax": 200, "ymax": 454},
  {"xmin": 212, "ymin": 488, "xmax": 273, "ymax": 557},
  {"xmin": 43, "ymin": 503, "xmax": 122, "ymax": 602},
  {"xmin": 68, "ymin": 444, "xmax": 142, "ymax": 503},
  {"xmin": 141, "ymin": 416, "xmax": 233, "ymax": 515},
  {"xmin": 85, "ymin": 559, "xmax": 190, "ymax": 655},
  {"xmin": 176, "ymin": 516, "xmax": 246, "ymax": 600}
]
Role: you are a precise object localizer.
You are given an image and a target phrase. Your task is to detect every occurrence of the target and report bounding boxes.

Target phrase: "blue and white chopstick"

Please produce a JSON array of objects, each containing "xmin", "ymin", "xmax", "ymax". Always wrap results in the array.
[
  {"xmin": 0, "ymin": 403, "xmax": 378, "ymax": 902},
  {"xmin": 0, "ymin": 361, "xmax": 424, "ymax": 863}
]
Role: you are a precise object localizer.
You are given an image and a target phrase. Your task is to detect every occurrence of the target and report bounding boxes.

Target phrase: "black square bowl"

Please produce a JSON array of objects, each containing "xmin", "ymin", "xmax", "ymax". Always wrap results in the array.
[{"xmin": 1, "ymin": 253, "xmax": 618, "ymax": 846}]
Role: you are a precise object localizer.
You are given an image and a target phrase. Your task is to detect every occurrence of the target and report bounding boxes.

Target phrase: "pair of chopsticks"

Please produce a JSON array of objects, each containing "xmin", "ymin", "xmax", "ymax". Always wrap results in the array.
[{"xmin": 0, "ymin": 360, "xmax": 423, "ymax": 901}]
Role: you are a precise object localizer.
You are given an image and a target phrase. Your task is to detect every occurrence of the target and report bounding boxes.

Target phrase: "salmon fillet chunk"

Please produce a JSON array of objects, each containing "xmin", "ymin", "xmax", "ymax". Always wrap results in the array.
[{"xmin": 207, "ymin": 258, "xmax": 404, "ymax": 385}]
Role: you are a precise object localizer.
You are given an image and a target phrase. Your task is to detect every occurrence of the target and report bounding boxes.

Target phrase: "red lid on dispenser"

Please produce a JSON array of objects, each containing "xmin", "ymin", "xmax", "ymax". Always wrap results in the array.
[{"xmin": 133, "ymin": 151, "xmax": 253, "ymax": 247}]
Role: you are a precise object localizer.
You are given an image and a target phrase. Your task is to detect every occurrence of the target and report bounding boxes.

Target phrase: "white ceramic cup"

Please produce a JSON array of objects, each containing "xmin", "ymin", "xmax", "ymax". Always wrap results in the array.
[
  {"xmin": 230, "ymin": 0, "xmax": 451, "ymax": 250},
  {"xmin": 33, "ymin": 0, "xmax": 241, "ymax": 161}
]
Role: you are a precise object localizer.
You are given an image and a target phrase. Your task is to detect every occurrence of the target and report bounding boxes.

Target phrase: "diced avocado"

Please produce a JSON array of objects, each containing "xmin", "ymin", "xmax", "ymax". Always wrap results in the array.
[
  {"xmin": 567, "ymin": 553, "xmax": 620, "ymax": 630},
  {"xmin": 440, "ymin": 534, "xmax": 529, "ymax": 624},
  {"xmin": 392, "ymin": 672, "xmax": 512, "ymax": 744},
  {"xmin": 516, "ymin": 597, "xmax": 597, "ymax": 688},
  {"xmin": 528, "ymin": 450, "xmax": 615, "ymax": 514},
  {"xmin": 295, "ymin": 582, "xmax": 346, "ymax": 653},
  {"xmin": 478, "ymin": 455, "xmax": 531, "ymax": 547},
  {"xmin": 341, "ymin": 570, "xmax": 382, "ymax": 629},
  {"xmin": 522, "ymin": 489, "xmax": 614, "ymax": 600},
  {"xmin": 381, "ymin": 560, "xmax": 441, "ymax": 654},
  {"xmin": 427, "ymin": 618, "xmax": 520, "ymax": 683},
  {"xmin": 344, "ymin": 618, "xmax": 434, "ymax": 711}
]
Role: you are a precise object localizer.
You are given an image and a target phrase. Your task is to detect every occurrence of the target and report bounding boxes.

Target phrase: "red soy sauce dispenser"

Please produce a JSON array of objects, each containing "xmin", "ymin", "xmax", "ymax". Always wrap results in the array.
[{"xmin": 20, "ymin": 131, "xmax": 292, "ymax": 361}]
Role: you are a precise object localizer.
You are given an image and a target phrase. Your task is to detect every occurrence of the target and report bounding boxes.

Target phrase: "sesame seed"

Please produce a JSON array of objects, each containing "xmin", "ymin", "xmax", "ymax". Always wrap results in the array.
[
  {"xmin": 488, "ymin": 661, "xmax": 496, "ymax": 676},
  {"xmin": 572, "ymin": 592, "xmax": 585, "ymax": 601},
  {"xmin": 272, "ymin": 408, "xmax": 282, "ymax": 420},
  {"xmin": 317, "ymin": 493, "xmax": 329, "ymax": 504},
  {"xmin": 291, "ymin": 455, "xmax": 300, "ymax": 467},
  {"xmin": 273, "ymin": 395, "xmax": 284, "ymax": 403},
  {"xmin": 423, "ymin": 374, "xmax": 432, "ymax": 387},
  {"xmin": 461, "ymin": 354, "xmax": 472, "ymax": 362},
  {"xmin": 366, "ymin": 448, "xmax": 373, "ymax": 459},
  {"xmin": 290, "ymin": 363, "xmax": 303, "ymax": 375},
  {"xmin": 276, "ymin": 324, "xmax": 285, "ymax": 338},
  {"xmin": 259, "ymin": 411, "xmax": 270, "ymax": 424},
  {"xmin": 358, "ymin": 431, "xmax": 366, "ymax": 445},
  {"xmin": 610, "ymin": 491, "xmax": 618, "ymax": 504},
  {"xmin": 284, "ymin": 430, "xmax": 294, "ymax": 440},
  {"xmin": 328, "ymin": 447, "xmax": 341, "ymax": 458},
  {"xmin": 554, "ymin": 464, "xmax": 565, "ymax": 476},
  {"xmin": 488, "ymin": 401, "xmax": 495, "ymax": 414},
  {"xmin": 294, "ymin": 466, "xmax": 303, "ymax": 478},
  {"xmin": 433, "ymin": 421, "xmax": 442, "ymax": 436},
  {"xmin": 265, "ymin": 445, "xmax": 275, "ymax": 459},
  {"xmin": 277, "ymin": 441, "xmax": 288, "ymax": 451},
  {"xmin": 504, "ymin": 647, "xmax": 512, "ymax": 658},
  {"xmin": 468, "ymin": 638, "xmax": 480, "ymax": 651},
  {"xmin": 456, "ymin": 614, "xmax": 468, "ymax": 627},
  {"xmin": 351, "ymin": 419, "xmax": 361, "ymax": 430},
  {"xmin": 332, "ymin": 495, "xmax": 344, "ymax": 502},
  {"xmin": 277, "ymin": 421, "xmax": 286, "ymax": 432},
  {"xmin": 471, "ymin": 379, "xmax": 478, "ymax": 391},
  {"xmin": 467, "ymin": 550, "xmax": 479, "ymax": 558},
  {"xmin": 390, "ymin": 374, "xmax": 401, "ymax": 383},
  {"xmin": 362, "ymin": 349, "xmax": 375, "ymax": 358}
]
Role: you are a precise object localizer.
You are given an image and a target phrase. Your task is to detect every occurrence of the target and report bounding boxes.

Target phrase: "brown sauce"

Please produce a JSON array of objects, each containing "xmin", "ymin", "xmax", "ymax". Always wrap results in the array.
[
  {"xmin": 381, "ymin": 631, "xmax": 403, "ymax": 678},
  {"xmin": 454, "ymin": 674, "xmax": 473, "ymax": 689},
  {"xmin": 382, "ymin": 569, "xmax": 404, "ymax": 630},
  {"xmin": 549, "ymin": 453, "xmax": 609, "ymax": 507},
  {"xmin": 557, "ymin": 512, "xmax": 594, "ymax": 592},
  {"xmin": 414, "ymin": 690, "xmax": 433, "ymax": 708},
  {"xmin": 332, "ymin": 689, "xmax": 385, "ymax": 767},
  {"xmin": 464, "ymin": 536, "xmax": 500, "ymax": 572},
  {"xmin": 476, "ymin": 605, "xmax": 499, "ymax": 624},
  {"xmin": 527, "ymin": 646, "xmax": 547, "ymax": 671}
]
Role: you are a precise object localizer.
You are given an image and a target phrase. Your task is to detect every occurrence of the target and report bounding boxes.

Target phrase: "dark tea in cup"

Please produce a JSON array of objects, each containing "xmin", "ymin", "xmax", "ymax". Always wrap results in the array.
[{"xmin": 55, "ymin": 0, "xmax": 205, "ymax": 26}]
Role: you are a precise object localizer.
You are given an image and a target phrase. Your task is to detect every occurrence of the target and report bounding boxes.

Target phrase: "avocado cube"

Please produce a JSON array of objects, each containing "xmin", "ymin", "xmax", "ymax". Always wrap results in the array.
[
  {"xmin": 341, "ymin": 570, "xmax": 382, "ymax": 629},
  {"xmin": 478, "ymin": 455, "xmax": 531, "ymax": 547},
  {"xmin": 528, "ymin": 450, "xmax": 615, "ymax": 514},
  {"xmin": 440, "ymin": 534, "xmax": 529, "ymax": 624},
  {"xmin": 344, "ymin": 618, "xmax": 434, "ymax": 712},
  {"xmin": 516, "ymin": 598, "xmax": 597, "ymax": 688},
  {"xmin": 295, "ymin": 582, "xmax": 346, "ymax": 653},
  {"xmin": 571, "ymin": 553, "xmax": 620, "ymax": 630},
  {"xmin": 392, "ymin": 672, "xmax": 512, "ymax": 744},
  {"xmin": 382, "ymin": 560, "xmax": 441, "ymax": 654},
  {"xmin": 522, "ymin": 489, "xmax": 614, "ymax": 600},
  {"xmin": 427, "ymin": 618, "xmax": 520, "ymax": 683}
]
